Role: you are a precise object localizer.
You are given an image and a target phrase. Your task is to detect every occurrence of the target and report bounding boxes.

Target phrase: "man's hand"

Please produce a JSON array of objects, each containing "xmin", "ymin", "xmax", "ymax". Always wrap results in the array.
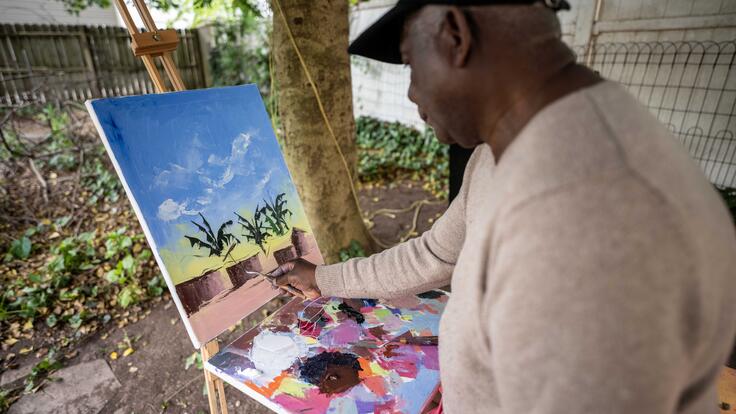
[{"xmin": 271, "ymin": 258, "xmax": 321, "ymax": 299}]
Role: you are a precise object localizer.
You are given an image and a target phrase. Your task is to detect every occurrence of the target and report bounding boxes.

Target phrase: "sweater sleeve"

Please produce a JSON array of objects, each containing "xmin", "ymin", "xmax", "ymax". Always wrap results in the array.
[
  {"xmin": 484, "ymin": 174, "xmax": 696, "ymax": 413},
  {"xmin": 314, "ymin": 148, "xmax": 482, "ymax": 299}
]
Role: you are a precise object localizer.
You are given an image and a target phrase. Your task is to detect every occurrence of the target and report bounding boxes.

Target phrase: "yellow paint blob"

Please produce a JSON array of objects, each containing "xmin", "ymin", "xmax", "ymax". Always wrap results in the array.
[{"xmin": 277, "ymin": 377, "xmax": 310, "ymax": 398}]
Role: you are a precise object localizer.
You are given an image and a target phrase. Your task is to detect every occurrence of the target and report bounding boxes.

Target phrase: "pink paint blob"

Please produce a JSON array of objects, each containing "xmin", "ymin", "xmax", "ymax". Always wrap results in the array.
[
  {"xmin": 321, "ymin": 320, "xmax": 361, "ymax": 347},
  {"xmin": 274, "ymin": 387, "xmax": 332, "ymax": 414},
  {"xmin": 421, "ymin": 345, "xmax": 440, "ymax": 371}
]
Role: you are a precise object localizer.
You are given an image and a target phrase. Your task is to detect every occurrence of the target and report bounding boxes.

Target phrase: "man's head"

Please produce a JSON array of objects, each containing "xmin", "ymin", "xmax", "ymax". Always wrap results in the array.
[{"xmin": 350, "ymin": 1, "xmax": 574, "ymax": 149}]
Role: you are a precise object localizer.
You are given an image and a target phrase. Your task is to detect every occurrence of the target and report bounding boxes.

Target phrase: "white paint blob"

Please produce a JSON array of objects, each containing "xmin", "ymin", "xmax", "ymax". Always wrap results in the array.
[
  {"xmin": 250, "ymin": 330, "xmax": 306, "ymax": 378},
  {"xmin": 235, "ymin": 367, "xmax": 260, "ymax": 379}
]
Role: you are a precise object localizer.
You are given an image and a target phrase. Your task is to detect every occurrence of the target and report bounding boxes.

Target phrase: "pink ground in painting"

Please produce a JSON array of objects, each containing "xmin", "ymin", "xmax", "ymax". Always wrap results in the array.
[{"xmin": 188, "ymin": 276, "xmax": 279, "ymax": 343}]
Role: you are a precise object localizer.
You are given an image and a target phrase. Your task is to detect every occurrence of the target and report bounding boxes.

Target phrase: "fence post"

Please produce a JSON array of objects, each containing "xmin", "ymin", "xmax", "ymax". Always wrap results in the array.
[
  {"xmin": 196, "ymin": 25, "xmax": 213, "ymax": 88},
  {"xmin": 81, "ymin": 26, "xmax": 100, "ymax": 97}
]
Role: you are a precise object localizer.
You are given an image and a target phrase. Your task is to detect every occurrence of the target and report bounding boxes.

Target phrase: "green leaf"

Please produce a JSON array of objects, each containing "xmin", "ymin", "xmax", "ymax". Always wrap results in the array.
[
  {"xmin": 139, "ymin": 249, "xmax": 152, "ymax": 261},
  {"xmin": 68, "ymin": 312, "xmax": 84, "ymax": 329},
  {"xmin": 46, "ymin": 314, "xmax": 58, "ymax": 327},
  {"xmin": 54, "ymin": 216, "xmax": 71, "ymax": 229},
  {"xmin": 8, "ymin": 236, "xmax": 32, "ymax": 260},
  {"xmin": 147, "ymin": 275, "xmax": 165, "ymax": 297},
  {"xmin": 121, "ymin": 255, "xmax": 135, "ymax": 272},
  {"xmin": 117, "ymin": 286, "xmax": 140, "ymax": 308},
  {"xmin": 184, "ymin": 352, "xmax": 202, "ymax": 370},
  {"xmin": 105, "ymin": 270, "xmax": 120, "ymax": 284}
]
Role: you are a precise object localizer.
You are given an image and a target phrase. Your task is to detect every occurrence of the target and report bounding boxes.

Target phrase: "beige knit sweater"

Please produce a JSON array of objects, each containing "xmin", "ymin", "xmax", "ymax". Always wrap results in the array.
[{"xmin": 316, "ymin": 81, "xmax": 736, "ymax": 413}]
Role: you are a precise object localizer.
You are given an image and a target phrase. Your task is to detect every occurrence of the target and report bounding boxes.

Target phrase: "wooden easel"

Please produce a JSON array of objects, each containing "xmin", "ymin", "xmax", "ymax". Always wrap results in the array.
[{"xmin": 111, "ymin": 1, "xmax": 228, "ymax": 413}]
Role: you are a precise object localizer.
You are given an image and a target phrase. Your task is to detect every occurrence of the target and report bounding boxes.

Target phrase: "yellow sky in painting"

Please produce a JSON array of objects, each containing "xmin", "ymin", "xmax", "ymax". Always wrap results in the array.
[{"xmin": 161, "ymin": 209, "xmax": 313, "ymax": 285}]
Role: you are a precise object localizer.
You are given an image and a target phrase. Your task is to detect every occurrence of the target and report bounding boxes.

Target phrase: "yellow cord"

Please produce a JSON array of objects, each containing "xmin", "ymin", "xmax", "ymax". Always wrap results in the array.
[{"xmin": 271, "ymin": 0, "xmax": 446, "ymax": 251}]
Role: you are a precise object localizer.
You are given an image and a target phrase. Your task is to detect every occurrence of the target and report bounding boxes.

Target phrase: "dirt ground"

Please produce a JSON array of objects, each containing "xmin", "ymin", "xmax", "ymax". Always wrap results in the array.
[{"xmin": 1, "ymin": 181, "xmax": 448, "ymax": 414}]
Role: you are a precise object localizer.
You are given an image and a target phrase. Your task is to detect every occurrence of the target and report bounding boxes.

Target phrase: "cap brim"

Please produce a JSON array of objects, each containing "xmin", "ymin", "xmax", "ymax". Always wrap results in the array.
[{"xmin": 348, "ymin": 2, "xmax": 421, "ymax": 64}]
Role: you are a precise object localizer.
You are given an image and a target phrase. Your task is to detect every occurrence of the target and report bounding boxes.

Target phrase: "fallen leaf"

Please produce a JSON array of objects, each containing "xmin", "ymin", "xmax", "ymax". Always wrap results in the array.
[
  {"xmin": 128, "ymin": 366, "xmax": 138, "ymax": 373},
  {"xmin": 123, "ymin": 347, "xmax": 134, "ymax": 357},
  {"xmin": 110, "ymin": 351, "xmax": 119, "ymax": 360},
  {"xmin": 19, "ymin": 347, "xmax": 33, "ymax": 355}
]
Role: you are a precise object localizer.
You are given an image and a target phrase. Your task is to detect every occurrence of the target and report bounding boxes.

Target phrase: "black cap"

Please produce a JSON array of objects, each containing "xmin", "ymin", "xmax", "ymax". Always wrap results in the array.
[{"xmin": 348, "ymin": 0, "xmax": 570, "ymax": 64}]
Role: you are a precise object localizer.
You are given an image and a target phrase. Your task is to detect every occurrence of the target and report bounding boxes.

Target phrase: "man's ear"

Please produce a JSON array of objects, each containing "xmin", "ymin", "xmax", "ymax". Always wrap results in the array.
[{"xmin": 439, "ymin": 6, "xmax": 473, "ymax": 67}]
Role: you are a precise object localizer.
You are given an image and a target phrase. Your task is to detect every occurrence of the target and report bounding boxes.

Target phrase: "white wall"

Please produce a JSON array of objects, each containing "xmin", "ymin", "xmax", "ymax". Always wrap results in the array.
[
  {"xmin": 349, "ymin": 0, "xmax": 423, "ymax": 129},
  {"xmin": 0, "ymin": 0, "xmax": 120, "ymax": 26}
]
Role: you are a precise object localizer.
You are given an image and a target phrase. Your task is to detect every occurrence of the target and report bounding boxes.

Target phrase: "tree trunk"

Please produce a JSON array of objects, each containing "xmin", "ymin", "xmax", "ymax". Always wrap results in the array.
[{"xmin": 272, "ymin": 0, "xmax": 375, "ymax": 263}]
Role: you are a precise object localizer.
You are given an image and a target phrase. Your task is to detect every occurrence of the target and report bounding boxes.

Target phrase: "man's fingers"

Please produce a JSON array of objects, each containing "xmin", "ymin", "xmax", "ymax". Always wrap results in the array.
[
  {"xmin": 303, "ymin": 287, "xmax": 321, "ymax": 300},
  {"xmin": 270, "ymin": 261, "xmax": 296, "ymax": 278},
  {"xmin": 279, "ymin": 285, "xmax": 306, "ymax": 299},
  {"xmin": 273, "ymin": 274, "xmax": 290, "ymax": 287},
  {"xmin": 268, "ymin": 259, "xmax": 316, "ymax": 300}
]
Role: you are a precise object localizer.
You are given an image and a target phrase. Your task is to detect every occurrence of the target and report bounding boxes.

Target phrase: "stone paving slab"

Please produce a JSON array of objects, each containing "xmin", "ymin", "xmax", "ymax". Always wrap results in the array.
[
  {"xmin": 0, "ymin": 363, "xmax": 33, "ymax": 387},
  {"xmin": 9, "ymin": 359, "xmax": 120, "ymax": 414}
]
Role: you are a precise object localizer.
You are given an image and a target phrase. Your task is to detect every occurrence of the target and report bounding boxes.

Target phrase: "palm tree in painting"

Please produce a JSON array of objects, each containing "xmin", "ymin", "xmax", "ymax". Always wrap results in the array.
[
  {"xmin": 262, "ymin": 193, "xmax": 293, "ymax": 236},
  {"xmin": 235, "ymin": 205, "xmax": 271, "ymax": 254},
  {"xmin": 185, "ymin": 212, "xmax": 239, "ymax": 263}
]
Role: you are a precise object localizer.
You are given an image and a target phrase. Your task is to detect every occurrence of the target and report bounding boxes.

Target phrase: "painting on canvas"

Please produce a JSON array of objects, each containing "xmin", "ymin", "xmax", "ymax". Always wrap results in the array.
[
  {"xmin": 205, "ymin": 292, "xmax": 447, "ymax": 414},
  {"xmin": 86, "ymin": 85, "xmax": 323, "ymax": 347}
]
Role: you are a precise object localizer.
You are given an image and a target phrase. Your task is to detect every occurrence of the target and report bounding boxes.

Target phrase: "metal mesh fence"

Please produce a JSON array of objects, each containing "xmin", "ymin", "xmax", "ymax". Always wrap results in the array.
[
  {"xmin": 582, "ymin": 41, "xmax": 736, "ymax": 188},
  {"xmin": 351, "ymin": 40, "xmax": 736, "ymax": 188}
]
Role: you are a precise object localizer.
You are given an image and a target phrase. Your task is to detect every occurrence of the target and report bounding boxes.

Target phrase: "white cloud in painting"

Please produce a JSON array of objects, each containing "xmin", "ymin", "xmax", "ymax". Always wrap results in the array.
[
  {"xmin": 198, "ymin": 132, "xmax": 255, "ymax": 191},
  {"xmin": 157, "ymin": 198, "xmax": 200, "ymax": 222},
  {"xmin": 153, "ymin": 140, "xmax": 206, "ymax": 190},
  {"xmin": 199, "ymin": 165, "xmax": 235, "ymax": 190},
  {"xmin": 254, "ymin": 168, "xmax": 274, "ymax": 193},
  {"xmin": 208, "ymin": 133, "xmax": 252, "ymax": 167},
  {"xmin": 155, "ymin": 132, "xmax": 268, "ymax": 223}
]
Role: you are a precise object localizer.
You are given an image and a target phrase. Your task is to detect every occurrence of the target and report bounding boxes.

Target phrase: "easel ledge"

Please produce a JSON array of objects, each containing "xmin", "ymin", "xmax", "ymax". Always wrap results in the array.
[{"xmin": 111, "ymin": 0, "xmax": 227, "ymax": 412}]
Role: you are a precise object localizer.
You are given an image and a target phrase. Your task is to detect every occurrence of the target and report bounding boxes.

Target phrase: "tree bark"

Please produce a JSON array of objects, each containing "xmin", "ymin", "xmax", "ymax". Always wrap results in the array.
[{"xmin": 272, "ymin": 0, "xmax": 375, "ymax": 263}]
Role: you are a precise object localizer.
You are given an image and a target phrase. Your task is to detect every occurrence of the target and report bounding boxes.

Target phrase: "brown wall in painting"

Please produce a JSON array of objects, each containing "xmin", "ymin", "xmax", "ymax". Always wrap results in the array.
[
  {"xmin": 226, "ymin": 254, "xmax": 263, "ymax": 289},
  {"xmin": 274, "ymin": 245, "xmax": 298, "ymax": 266},
  {"xmin": 291, "ymin": 228, "xmax": 313, "ymax": 257},
  {"xmin": 175, "ymin": 269, "xmax": 229, "ymax": 316}
]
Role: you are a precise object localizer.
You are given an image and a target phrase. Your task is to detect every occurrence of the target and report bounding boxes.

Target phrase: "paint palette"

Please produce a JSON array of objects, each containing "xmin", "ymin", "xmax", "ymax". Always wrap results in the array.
[{"xmin": 205, "ymin": 292, "xmax": 448, "ymax": 414}]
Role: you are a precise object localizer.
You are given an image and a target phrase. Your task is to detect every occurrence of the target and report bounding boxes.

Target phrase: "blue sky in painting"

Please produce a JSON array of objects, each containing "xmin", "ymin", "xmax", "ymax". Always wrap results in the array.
[{"xmin": 90, "ymin": 85, "xmax": 300, "ymax": 252}]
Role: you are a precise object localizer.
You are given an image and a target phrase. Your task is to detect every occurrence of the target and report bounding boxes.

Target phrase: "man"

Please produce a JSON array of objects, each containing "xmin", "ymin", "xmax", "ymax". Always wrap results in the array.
[{"xmin": 275, "ymin": 0, "xmax": 736, "ymax": 412}]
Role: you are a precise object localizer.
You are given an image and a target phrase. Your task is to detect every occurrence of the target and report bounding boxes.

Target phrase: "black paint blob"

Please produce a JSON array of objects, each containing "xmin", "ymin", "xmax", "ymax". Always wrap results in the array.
[
  {"xmin": 299, "ymin": 351, "xmax": 362, "ymax": 394},
  {"xmin": 417, "ymin": 290, "xmax": 443, "ymax": 299},
  {"xmin": 338, "ymin": 301, "xmax": 365, "ymax": 324}
]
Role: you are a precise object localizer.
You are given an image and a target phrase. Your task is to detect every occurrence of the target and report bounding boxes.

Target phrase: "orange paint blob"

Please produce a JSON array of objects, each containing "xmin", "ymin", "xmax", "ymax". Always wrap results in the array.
[
  {"xmin": 358, "ymin": 357, "xmax": 373, "ymax": 378},
  {"xmin": 246, "ymin": 371, "xmax": 288, "ymax": 398}
]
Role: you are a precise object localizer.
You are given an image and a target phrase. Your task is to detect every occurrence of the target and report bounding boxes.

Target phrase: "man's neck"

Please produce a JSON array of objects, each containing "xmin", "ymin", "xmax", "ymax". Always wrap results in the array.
[{"xmin": 483, "ymin": 61, "xmax": 602, "ymax": 159}]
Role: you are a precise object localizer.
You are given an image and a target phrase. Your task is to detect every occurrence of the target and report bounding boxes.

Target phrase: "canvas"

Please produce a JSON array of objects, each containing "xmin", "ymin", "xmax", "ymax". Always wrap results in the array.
[
  {"xmin": 205, "ymin": 292, "xmax": 447, "ymax": 414},
  {"xmin": 86, "ymin": 85, "xmax": 323, "ymax": 348}
]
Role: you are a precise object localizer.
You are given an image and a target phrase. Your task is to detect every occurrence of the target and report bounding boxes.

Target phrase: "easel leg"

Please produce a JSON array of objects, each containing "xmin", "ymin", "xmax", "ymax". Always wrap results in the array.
[{"xmin": 202, "ymin": 341, "xmax": 229, "ymax": 414}]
